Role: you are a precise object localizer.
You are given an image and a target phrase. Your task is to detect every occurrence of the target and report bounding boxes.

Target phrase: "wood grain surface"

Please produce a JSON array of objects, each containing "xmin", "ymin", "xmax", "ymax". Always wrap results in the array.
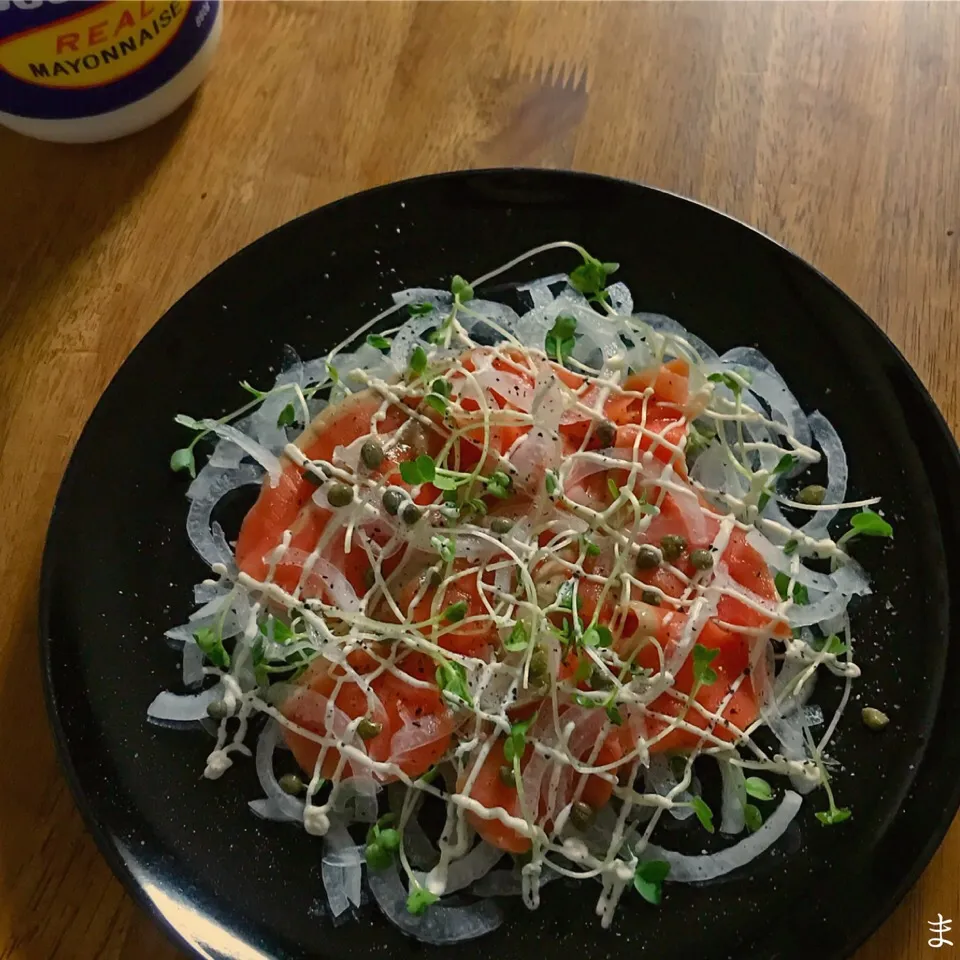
[{"xmin": 1, "ymin": 2, "xmax": 958, "ymax": 957}]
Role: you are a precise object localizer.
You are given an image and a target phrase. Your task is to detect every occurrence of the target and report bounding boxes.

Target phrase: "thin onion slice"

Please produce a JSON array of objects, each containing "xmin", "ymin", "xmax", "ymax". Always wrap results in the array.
[{"xmin": 643, "ymin": 791, "xmax": 802, "ymax": 882}]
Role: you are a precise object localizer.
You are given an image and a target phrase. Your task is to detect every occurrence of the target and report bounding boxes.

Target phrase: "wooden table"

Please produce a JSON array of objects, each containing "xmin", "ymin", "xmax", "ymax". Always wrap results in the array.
[{"xmin": 1, "ymin": 2, "xmax": 958, "ymax": 957}]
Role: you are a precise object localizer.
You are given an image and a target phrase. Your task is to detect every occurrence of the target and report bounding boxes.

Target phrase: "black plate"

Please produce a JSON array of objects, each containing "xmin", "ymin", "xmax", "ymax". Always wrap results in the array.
[{"xmin": 41, "ymin": 169, "xmax": 960, "ymax": 960}]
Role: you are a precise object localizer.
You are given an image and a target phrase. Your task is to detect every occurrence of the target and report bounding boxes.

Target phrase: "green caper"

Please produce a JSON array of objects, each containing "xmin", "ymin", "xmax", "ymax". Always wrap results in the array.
[
  {"xmin": 635, "ymin": 544, "xmax": 661, "ymax": 569},
  {"xmin": 327, "ymin": 483, "xmax": 354, "ymax": 507},
  {"xmin": 490, "ymin": 517, "xmax": 514, "ymax": 535},
  {"xmin": 641, "ymin": 589, "xmax": 661, "ymax": 606},
  {"xmin": 589, "ymin": 668, "xmax": 614, "ymax": 691},
  {"xmin": 382, "ymin": 488, "xmax": 404, "ymax": 515},
  {"xmin": 499, "ymin": 765, "xmax": 517, "ymax": 788},
  {"xmin": 528, "ymin": 645, "xmax": 549, "ymax": 684},
  {"xmin": 594, "ymin": 420, "xmax": 617, "ymax": 448},
  {"xmin": 357, "ymin": 718, "xmax": 383, "ymax": 740},
  {"xmin": 427, "ymin": 567, "xmax": 443, "ymax": 588},
  {"xmin": 660, "ymin": 534, "xmax": 687, "ymax": 562},
  {"xmin": 206, "ymin": 699, "xmax": 231, "ymax": 720},
  {"xmin": 360, "ymin": 439, "xmax": 385, "ymax": 470},
  {"xmin": 690, "ymin": 548, "xmax": 714, "ymax": 571},
  {"xmin": 278, "ymin": 773, "xmax": 305, "ymax": 796},
  {"xmin": 302, "ymin": 467, "xmax": 324, "ymax": 487},
  {"xmin": 401, "ymin": 502, "xmax": 422, "ymax": 525},
  {"xmin": 861, "ymin": 707, "xmax": 890, "ymax": 731},
  {"xmin": 796, "ymin": 484, "xmax": 827, "ymax": 506},
  {"xmin": 364, "ymin": 568, "xmax": 376, "ymax": 590},
  {"xmin": 569, "ymin": 801, "xmax": 595, "ymax": 830}
]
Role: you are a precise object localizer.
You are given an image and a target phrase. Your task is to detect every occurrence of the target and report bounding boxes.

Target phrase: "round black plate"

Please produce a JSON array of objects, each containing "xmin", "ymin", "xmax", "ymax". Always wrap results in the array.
[{"xmin": 41, "ymin": 169, "xmax": 960, "ymax": 960}]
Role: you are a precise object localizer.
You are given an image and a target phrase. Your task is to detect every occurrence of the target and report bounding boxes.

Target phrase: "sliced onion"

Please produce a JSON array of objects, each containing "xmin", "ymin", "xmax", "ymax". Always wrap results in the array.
[
  {"xmin": 420, "ymin": 842, "xmax": 505, "ymax": 895},
  {"xmin": 147, "ymin": 684, "xmax": 224, "ymax": 723},
  {"xmin": 368, "ymin": 862, "xmax": 502, "ymax": 944},
  {"xmin": 387, "ymin": 784, "xmax": 437, "ymax": 869},
  {"xmin": 181, "ymin": 640, "xmax": 204, "ymax": 688},
  {"xmin": 323, "ymin": 820, "xmax": 364, "ymax": 916},
  {"xmin": 255, "ymin": 720, "xmax": 306, "ymax": 821},
  {"xmin": 185, "ymin": 463, "xmax": 261, "ymax": 567},
  {"xmin": 195, "ymin": 420, "xmax": 282, "ymax": 487},
  {"xmin": 643, "ymin": 791, "xmax": 802, "ymax": 882},
  {"xmin": 785, "ymin": 590, "xmax": 851, "ymax": 628},
  {"xmin": 332, "ymin": 777, "xmax": 380, "ymax": 824},
  {"xmin": 471, "ymin": 864, "xmax": 557, "ymax": 898},
  {"xmin": 718, "ymin": 757, "xmax": 746, "ymax": 835},
  {"xmin": 645, "ymin": 755, "xmax": 694, "ymax": 820},
  {"xmin": 638, "ymin": 313, "xmax": 720, "ymax": 365},
  {"xmin": 800, "ymin": 412, "xmax": 847, "ymax": 537},
  {"xmin": 518, "ymin": 273, "xmax": 567, "ymax": 310}
]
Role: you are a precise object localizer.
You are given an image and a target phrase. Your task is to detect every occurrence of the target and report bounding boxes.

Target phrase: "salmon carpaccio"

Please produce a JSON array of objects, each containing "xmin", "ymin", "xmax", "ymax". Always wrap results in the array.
[{"xmin": 234, "ymin": 344, "xmax": 787, "ymax": 855}]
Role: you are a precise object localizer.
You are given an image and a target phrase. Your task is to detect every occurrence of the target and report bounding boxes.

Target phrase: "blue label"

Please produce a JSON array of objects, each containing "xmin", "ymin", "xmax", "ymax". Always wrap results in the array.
[{"xmin": 0, "ymin": 0, "xmax": 219, "ymax": 120}]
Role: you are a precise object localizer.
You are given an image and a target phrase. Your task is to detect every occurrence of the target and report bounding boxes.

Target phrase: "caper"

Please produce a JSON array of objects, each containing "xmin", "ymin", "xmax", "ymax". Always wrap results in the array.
[
  {"xmin": 206, "ymin": 699, "xmax": 231, "ymax": 720},
  {"xmin": 490, "ymin": 517, "xmax": 514, "ymax": 535},
  {"xmin": 382, "ymin": 488, "xmax": 404, "ymax": 515},
  {"xmin": 528, "ymin": 645, "xmax": 549, "ymax": 684},
  {"xmin": 861, "ymin": 707, "xmax": 890, "ymax": 731},
  {"xmin": 690, "ymin": 548, "xmax": 714, "ymax": 571},
  {"xmin": 427, "ymin": 567, "xmax": 443, "ymax": 588},
  {"xmin": 641, "ymin": 589, "xmax": 661, "ymax": 606},
  {"xmin": 499, "ymin": 765, "xmax": 517, "ymax": 788},
  {"xmin": 360, "ymin": 439, "xmax": 385, "ymax": 470},
  {"xmin": 796, "ymin": 484, "xmax": 827, "ymax": 506},
  {"xmin": 357, "ymin": 718, "xmax": 383, "ymax": 740},
  {"xmin": 302, "ymin": 467, "xmax": 324, "ymax": 487},
  {"xmin": 635, "ymin": 544, "xmax": 661, "ymax": 570},
  {"xmin": 327, "ymin": 483, "xmax": 354, "ymax": 507},
  {"xmin": 401, "ymin": 502, "xmax": 422, "ymax": 525},
  {"xmin": 594, "ymin": 420, "xmax": 617, "ymax": 448},
  {"xmin": 278, "ymin": 773, "xmax": 305, "ymax": 796},
  {"xmin": 364, "ymin": 568, "xmax": 376, "ymax": 589},
  {"xmin": 589, "ymin": 668, "xmax": 614, "ymax": 691},
  {"xmin": 660, "ymin": 534, "xmax": 687, "ymax": 562},
  {"xmin": 569, "ymin": 801, "xmax": 595, "ymax": 830}
]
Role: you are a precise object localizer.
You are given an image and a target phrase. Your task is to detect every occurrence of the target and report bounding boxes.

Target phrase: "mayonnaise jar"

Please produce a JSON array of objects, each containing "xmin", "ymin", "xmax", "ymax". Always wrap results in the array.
[{"xmin": 0, "ymin": 0, "xmax": 221, "ymax": 143}]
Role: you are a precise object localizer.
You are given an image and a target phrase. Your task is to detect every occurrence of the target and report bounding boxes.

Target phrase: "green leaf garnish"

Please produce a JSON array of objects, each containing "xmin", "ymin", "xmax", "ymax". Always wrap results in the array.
[
  {"xmin": 398, "ymin": 454, "xmax": 436, "ymax": 485},
  {"xmin": 503, "ymin": 712, "xmax": 538, "ymax": 764},
  {"xmin": 408, "ymin": 345, "xmax": 428, "ymax": 377},
  {"xmin": 425, "ymin": 394, "xmax": 448, "ymax": 414},
  {"xmin": 774, "ymin": 572, "xmax": 808, "ymax": 605},
  {"xmin": 685, "ymin": 422, "xmax": 716, "ymax": 458},
  {"xmin": 783, "ymin": 539, "xmax": 799, "ymax": 556},
  {"xmin": 605, "ymin": 704, "xmax": 623, "ymax": 726},
  {"xmin": 812, "ymin": 634, "xmax": 848, "ymax": 656},
  {"xmin": 569, "ymin": 253, "xmax": 617, "ymax": 301},
  {"xmin": 545, "ymin": 314, "xmax": 577, "ymax": 364},
  {"xmin": 431, "ymin": 535, "xmax": 455, "ymax": 564},
  {"xmin": 326, "ymin": 361, "xmax": 340, "ymax": 385},
  {"xmin": 435, "ymin": 658, "xmax": 473, "ymax": 706},
  {"xmin": 581, "ymin": 536, "xmax": 601, "ymax": 557},
  {"xmin": 556, "ymin": 580, "xmax": 575, "ymax": 610},
  {"xmin": 744, "ymin": 776, "xmax": 773, "ymax": 802},
  {"xmin": 607, "ymin": 477, "xmax": 620, "ymax": 501},
  {"xmin": 406, "ymin": 885, "xmax": 439, "ymax": 916},
  {"xmin": 848, "ymin": 508, "xmax": 893, "ymax": 539},
  {"xmin": 504, "ymin": 620, "xmax": 530, "ymax": 652},
  {"xmin": 277, "ymin": 403, "xmax": 296, "ymax": 428},
  {"xmin": 366, "ymin": 334, "xmax": 391, "ymax": 351},
  {"xmin": 194, "ymin": 626, "xmax": 230, "ymax": 670},
  {"xmin": 484, "ymin": 470, "xmax": 512, "ymax": 499},
  {"xmin": 408, "ymin": 302, "xmax": 434, "ymax": 317},
  {"xmin": 545, "ymin": 471, "xmax": 559, "ymax": 496},
  {"xmin": 743, "ymin": 803, "xmax": 763, "ymax": 833},
  {"xmin": 571, "ymin": 691, "xmax": 601, "ymax": 708},
  {"xmin": 691, "ymin": 796, "xmax": 715, "ymax": 834},
  {"xmin": 815, "ymin": 807, "xmax": 852, "ymax": 826},
  {"xmin": 634, "ymin": 859, "xmax": 669, "ymax": 905},
  {"xmin": 707, "ymin": 371, "xmax": 742, "ymax": 397},
  {"xmin": 691, "ymin": 644, "xmax": 720, "ymax": 687},
  {"xmin": 239, "ymin": 380, "xmax": 267, "ymax": 400},
  {"xmin": 451, "ymin": 275, "xmax": 474, "ymax": 302},
  {"xmin": 582, "ymin": 625, "xmax": 613, "ymax": 649},
  {"xmin": 442, "ymin": 600, "xmax": 468, "ymax": 623},
  {"xmin": 773, "ymin": 453, "xmax": 798, "ymax": 475},
  {"xmin": 170, "ymin": 447, "xmax": 197, "ymax": 478}
]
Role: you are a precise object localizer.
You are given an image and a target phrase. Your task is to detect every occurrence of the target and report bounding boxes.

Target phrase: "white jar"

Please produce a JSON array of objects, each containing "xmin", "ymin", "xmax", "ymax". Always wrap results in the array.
[{"xmin": 0, "ymin": 0, "xmax": 221, "ymax": 143}]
